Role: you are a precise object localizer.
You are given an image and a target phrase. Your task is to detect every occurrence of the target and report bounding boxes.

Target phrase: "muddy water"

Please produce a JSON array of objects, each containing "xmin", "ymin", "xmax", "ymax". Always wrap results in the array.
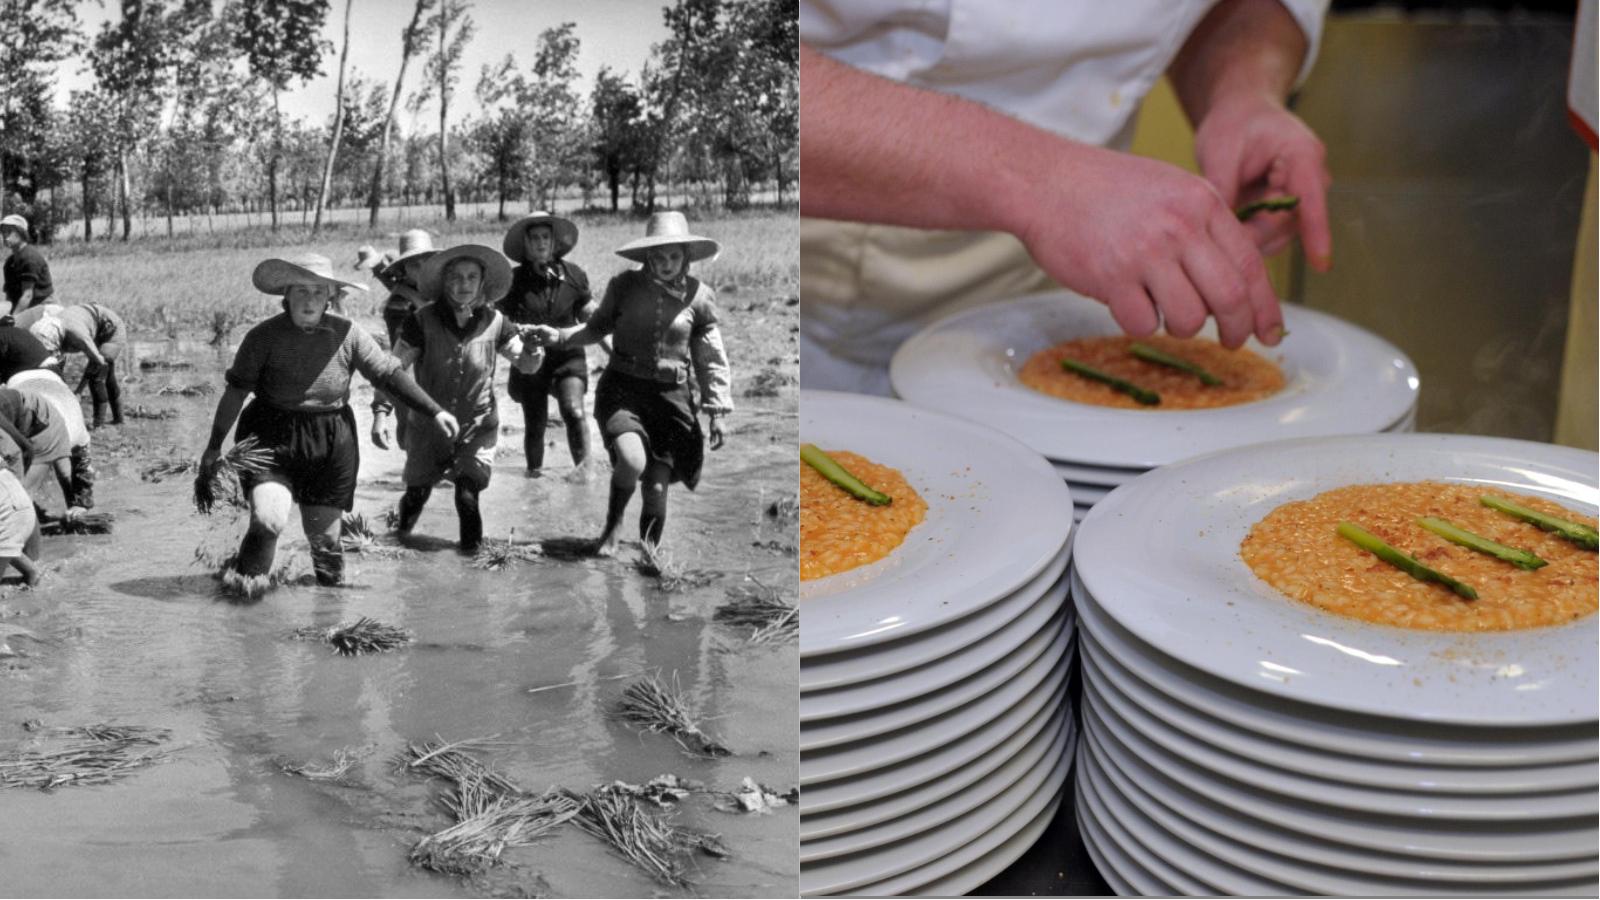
[{"xmin": 0, "ymin": 340, "xmax": 799, "ymax": 898}]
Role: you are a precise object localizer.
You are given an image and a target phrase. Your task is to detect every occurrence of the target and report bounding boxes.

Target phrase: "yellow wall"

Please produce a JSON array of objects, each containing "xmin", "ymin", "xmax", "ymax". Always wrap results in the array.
[{"xmin": 1554, "ymin": 153, "xmax": 1598, "ymax": 451}]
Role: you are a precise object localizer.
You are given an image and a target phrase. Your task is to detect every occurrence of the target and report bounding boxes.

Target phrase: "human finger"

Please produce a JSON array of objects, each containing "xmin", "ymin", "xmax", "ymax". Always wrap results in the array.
[
  {"xmin": 1104, "ymin": 286, "xmax": 1160, "ymax": 339},
  {"xmin": 1286, "ymin": 149, "xmax": 1333, "ymax": 271},
  {"xmin": 1179, "ymin": 241, "xmax": 1254, "ymax": 349},
  {"xmin": 1207, "ymin": 212, "xmax": 1284, "ymax": 346},
  {"xmin": 1143, "ymin": 261, "xmax": 1208, "ymax": 340}
]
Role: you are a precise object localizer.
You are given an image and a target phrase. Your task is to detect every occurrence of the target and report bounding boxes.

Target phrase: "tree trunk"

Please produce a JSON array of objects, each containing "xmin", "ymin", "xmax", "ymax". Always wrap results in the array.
[
  {"xmin": 269, "ymin": 88, "xmax": 282, "ymax": 231},
  {"xmin": 82, "ymin": 172, "xmax": 94, "ymax": 242},
  {"xmin": 117, "ymin": 152, "xmax": 132, "ymax": 240},
  {"xmin": 314, "ymin": 0, "xmax": 355, "ymax": 235},
  {"xmin": 368, "ymin": 0, "xmax": 428, "ymax": 228}
]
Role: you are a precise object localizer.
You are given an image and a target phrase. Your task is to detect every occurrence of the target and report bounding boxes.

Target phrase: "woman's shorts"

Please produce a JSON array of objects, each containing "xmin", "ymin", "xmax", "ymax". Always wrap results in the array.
[
  {"xmin": 594, "ymin": 369, "xmax": 704, "ymax": 490},
  {"xmin": 235, "ymin": 401, "xmax": 360, "ymax": 510}
]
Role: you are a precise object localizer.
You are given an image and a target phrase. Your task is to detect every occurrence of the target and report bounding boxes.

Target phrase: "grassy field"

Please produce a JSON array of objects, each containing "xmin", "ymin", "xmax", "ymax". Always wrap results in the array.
[{"xmin": 44, "ymin": 208, "xmax": 799, "ymax": 345}]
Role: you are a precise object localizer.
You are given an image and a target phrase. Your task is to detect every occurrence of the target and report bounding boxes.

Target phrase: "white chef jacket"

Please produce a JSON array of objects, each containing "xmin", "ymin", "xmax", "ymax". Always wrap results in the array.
[{"xmin": 801, "ymin": 0, "xmax": 1329, "ymax": 395}]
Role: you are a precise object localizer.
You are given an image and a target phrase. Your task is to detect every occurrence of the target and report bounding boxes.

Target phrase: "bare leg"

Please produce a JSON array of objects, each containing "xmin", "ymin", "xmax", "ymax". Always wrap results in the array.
[
  {"xmin": 554, "ymin": 376, "xmax": 590, "ymax": 467},
  {"xmin": 396, "ymin": 485, "xmax": 432, "ymax": 533},
  {"xmin": 2, "ymin": 554, "xmax": 39, "ymax": 587},
  {"xmin": 238, "ymin": 482, "xmax": 293, "ymax": 577},
  {"xmin": 51, "ymin": 458, "xmax": 73, "ymax": 511},
  {"xmin": 638, "ymin": 461, "xmax": 672, "ymax": 548},
  {"xmin": 301, "ymin": 504, "xmax": 344, "ymax": 586},
  {"xmin": 595, "ymin": 432, "xmax": 646, "ymax": 557},
  {"xmin": 454, "ymin": 480, "xmax": 483, "ymax": 552}
]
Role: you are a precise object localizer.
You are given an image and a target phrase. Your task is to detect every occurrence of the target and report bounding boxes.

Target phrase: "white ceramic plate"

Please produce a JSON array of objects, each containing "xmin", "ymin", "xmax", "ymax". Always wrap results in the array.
[
  {"xmin": 800, "ymin": 390, "xmax": 1073, "ymax": 657},
  {"xmin": 802, "ymin": 602, "xmax": 1070, "ymax": 749},
  {"xmin": 1084, "ymin": 660, "xmax": 1597, "ymax": 820},
  {"xmin": 1074, "ymin": 434, "xmax": 1600, "ymax": 726},
  {"xmin": 800, "ymin": 561, "xmax": 1067, "ymax": 722},
  {"xmin": 1082, "ymin": 699, "xmax": 1599, "ymax": 863},
  {"xmin": 1074, "ymin": 577, "xmax": 1597, "ymax": 767},
  {"xmin": 799, "ymin": 703, "xmax": 1068, "ymax": 840},
  {"xmin": 1075, "ymin": 781, "xmax": 1176, "ymax": 896},
  {"xmin": 1051, "ymin": 458, "xmax": 1146, "ymax": 487},
  {"xmin": 906, "ymin": 726, "xmax": 1080, "ymax": 897},
  {"xmin": 1083, "ymin": 729, "xmax": 1600, "ymax": 896},
  {"xmin": 1079, "ymin": 748, "xmax": 1256, "ymax": 895},
  {"xmin": 854, "ymin": 786, "xmax": 1065, "ymax": 898},
  {"xmin": 1083, "ymin": 627, "xmax": 1597, "ymax": 793},
  {"xmin": 889, "ymin": 291, "xmax": 1419, "ymax": 469},
  {"xmin": 800, "ymin": 543, "xmax": 1070, "ymax": 692},
  {"xmin": 801, "ymin": 709, "xmax": 1069, "ymax": 863},
  {"xmin": 1085, "ymin": 720, "xmax": 1600, "ymax": 887},
  {"xmin": 1067, "ymin": 481, "xmax": 1113, "ymax": 506},
  {"xmin": 799, "ymin": 733, "xmax": 1070, "ymax": 895},
  {"xmin": 801, "ymin": 626, "xmax": 1068, "ymax": 783},
  {"xmin": 1076, "ymin": 799, "xmax": 1138, "ymax": 897},
  {"xmin": 800, "ymin": 671, "xmax": 1068, "ymax": 814}
]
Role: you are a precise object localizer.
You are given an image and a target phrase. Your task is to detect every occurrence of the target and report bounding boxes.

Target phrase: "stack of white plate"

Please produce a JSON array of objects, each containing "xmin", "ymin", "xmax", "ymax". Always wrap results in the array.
[
  {"xmin": 890, "ymin": 292, "xmax": 1421, "ymax": 521},
  {"xmin": 1069, "ymin": 434, "xmax": 1599, "ymax": 896},
  {"xmin": 800, "ymin": 390, "xmax": 1078, "ymax": 897}
]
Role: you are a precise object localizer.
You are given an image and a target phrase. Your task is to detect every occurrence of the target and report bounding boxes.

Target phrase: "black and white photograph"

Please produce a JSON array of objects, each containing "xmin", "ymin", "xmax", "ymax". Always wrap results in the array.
[{"xmin": 0, "ymin": 0, "xmax": 798, "ymax": 896}]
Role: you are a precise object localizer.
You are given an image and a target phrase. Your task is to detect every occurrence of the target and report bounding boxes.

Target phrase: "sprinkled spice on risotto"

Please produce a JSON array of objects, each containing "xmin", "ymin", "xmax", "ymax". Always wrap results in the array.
[
  {"xmin": 801, "ymin": 449, "xmax": 927, "ymax": 582},
  {"xmin": 1019, "ymin": 335, "xmax": 1284, "ymax": 410},
  {"xmin": 1242, "ymin": 482, "xmax": 1597, "ymax": 631}
]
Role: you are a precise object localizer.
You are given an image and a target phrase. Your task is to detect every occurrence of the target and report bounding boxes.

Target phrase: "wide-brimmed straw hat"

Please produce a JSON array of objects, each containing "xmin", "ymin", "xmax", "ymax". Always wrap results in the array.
[
  {"xmin": 615, "ymin": 211, "xmax": 719, "ymax": 264},
  {"xmin": 503, "ymin": 212, "xmax": 578, "ymax": 263},
  {"xmin": 389, "ymin": 229, "xmax": 439, "ymax": 267},
  {"xmin": 420, "ymin": 244, "xmax": 513, "ymax": 305},
  {"xmin": 0, "ymin": 214, "xmax": 29, "ymax": 238},
  {"xmin": 253, "ymin": 253, "xmax": 369, "ymax": 296},
  {"xmin": 353, "ymin": 244, "xmax": 389, "ymax": 271}
]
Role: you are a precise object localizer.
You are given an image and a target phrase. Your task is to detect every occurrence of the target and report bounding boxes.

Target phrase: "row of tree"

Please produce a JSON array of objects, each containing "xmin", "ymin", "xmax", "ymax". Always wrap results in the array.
[{"xmin": 0, "ymin": 0, "xmax": 797, "ymax": 243}]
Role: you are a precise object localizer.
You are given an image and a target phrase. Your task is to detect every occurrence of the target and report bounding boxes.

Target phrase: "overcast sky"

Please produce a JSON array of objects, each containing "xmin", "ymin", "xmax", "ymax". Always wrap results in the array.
[{"xmin": 55, "ymin": 0, "xmax": 670, "ymax": 127}]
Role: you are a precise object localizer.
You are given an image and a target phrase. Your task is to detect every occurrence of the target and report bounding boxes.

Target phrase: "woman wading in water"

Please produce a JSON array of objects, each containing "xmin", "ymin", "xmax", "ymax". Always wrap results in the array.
[
  {"xmin": 497, "ymin": 212, "xmax": 594, "ymax": 475},
  {"xmin": 201, "ymin": 254, "xmax": 457, "ymax": 590},
  {"xmin": 528, "ymin": 212, "xmax": 733, "ymax": 556},
  {"xmin": 386, "ymin": 244, "xmax": 544, "ymax": 552}
]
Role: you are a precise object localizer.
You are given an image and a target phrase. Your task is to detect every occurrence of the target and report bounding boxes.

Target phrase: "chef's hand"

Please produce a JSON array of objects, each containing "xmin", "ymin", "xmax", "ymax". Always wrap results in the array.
[
  {"xmin": 707, "ymin": 414, "xmax": 725, "ymax": 451},
  {"xmin": 370, "ymin": 410, "xmax": 393, "ymax": 449},
  {"xmin": 1015, "ymin": 144, "xmax": 1283, "ymax": 349},
  {"xmin": 1193, "ymin": 92, "xmax": 1331, "ymax": 270},
  {"xmin": 433, "ymin": 411, "xmax": 460, "ymax": 440}
]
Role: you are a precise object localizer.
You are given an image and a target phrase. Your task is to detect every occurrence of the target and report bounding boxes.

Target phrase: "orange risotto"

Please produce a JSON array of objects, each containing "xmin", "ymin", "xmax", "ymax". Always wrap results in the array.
[
  {"xmin": 1242, "ymin": 482, "xmax": 1597, "ymax": 632},
  {"xmin": 801, "ymin": 450, "xmax": 928, "ymax": 582},
  {"xmin": 1019, "ymin": 335, "xmax": 1284, "ymax": 410}
]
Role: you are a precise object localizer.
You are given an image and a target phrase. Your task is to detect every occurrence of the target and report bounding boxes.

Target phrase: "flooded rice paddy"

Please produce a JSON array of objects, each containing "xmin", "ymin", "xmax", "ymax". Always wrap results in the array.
[{"xmin": 0, "ymin": 339, "xmax": 798, "ymax": 897}]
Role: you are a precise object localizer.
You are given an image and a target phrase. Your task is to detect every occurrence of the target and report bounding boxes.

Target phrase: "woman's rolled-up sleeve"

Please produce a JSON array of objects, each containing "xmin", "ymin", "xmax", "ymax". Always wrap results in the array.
[
  {"xmin": 348, "ymin": 322, "xmax": 403, "ymax": 388},
  {"xmin": 689, "ymin": 295, "xmax": 734, "ymax": 416},
  {"xmin": 223, "ymin": 326, "xmax": 267, "ymax": 393}
]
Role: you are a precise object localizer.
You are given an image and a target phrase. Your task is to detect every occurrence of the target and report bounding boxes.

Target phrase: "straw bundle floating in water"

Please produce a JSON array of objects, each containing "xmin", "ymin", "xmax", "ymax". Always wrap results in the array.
[
  {"xmin": 292, "ymin": 617, "xmax": 413, "ymax": 656},
  {"xmin": 194, "ymin": 436, "xmax": 275, "ymax": 514},
  {"xmin": 613, "ymin": 673, "xmax": 731, "ymax": 758},
  {"xmin": 715, "ymin": 579, "xmax": 797, "ymax": 645},
  {"xmin": 123, "ymin": 404, "xmax": 179, "ymax": 420},
  {"xmin": 141, "ymin": 458, "xmax": 197, "ymax": 482},
  {"xmin": 0, "ymin": 724, "xmax": 173, "ymax": 790},
  {"xmin": 40, "ymin": 511, "xmax": 114, "ymax": 536},
  {"xmin": 157, "ymin": 382, "xmax": 213, "ymax": 397},
  {"xmin": 279, "ymin": 745, "xmax": 371, "ymax": 781},
  {"xmin": 472, "ymin": 529, "xmax": 543, "ymax": 571},
  {"xmin": 339, "ymin": 513, "xmax": 413, "ymax": 559},
  {"xmin": 634, "ymin": 543, "xmax": 724, "ymax": 593},
  {"xmin": 398, "ymin": 738, "xmax": 577, "ymax": 876}
]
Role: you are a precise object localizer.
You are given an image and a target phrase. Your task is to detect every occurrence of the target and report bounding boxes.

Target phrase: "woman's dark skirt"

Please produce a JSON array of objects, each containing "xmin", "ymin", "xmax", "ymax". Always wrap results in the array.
[
  {"xmin": 594, "ymin": 369, "xmax": 704, "ymax": 490},
  {"xmin": 235, "ymin": 400, "xmax": 360, "ymax": 510},
  {"xmin": 507, "ymin": 345, "xmax": 588, "ymax": 404}
]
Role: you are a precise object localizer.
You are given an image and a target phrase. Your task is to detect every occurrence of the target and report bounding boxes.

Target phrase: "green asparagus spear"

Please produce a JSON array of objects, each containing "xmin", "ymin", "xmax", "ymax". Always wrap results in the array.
[
  {"xmin": 1479, "ymin": 496, "xmax": 1599, "ymax": 550},
  {"xmin": 1235, "ymin": 195, "xmax": 1300, "ymax": 221},
  {"xmin": 1129, "ymin": 342, "xmax": 1223, "ymax": 386},
  {"xmin": 801, "ymin": 444, "xmax": 892, "ymax": 506},
  {"xmin": 1416, "ymin": 517, "xmax": 1547, "ymax": 570},
  {"xmin": 1336, "ymin": 522, "xmax": 1478, "ymax": 600},
  {"xmin": 1059, "ymin": 359, "xmax": 1160, "ymax": 405}
]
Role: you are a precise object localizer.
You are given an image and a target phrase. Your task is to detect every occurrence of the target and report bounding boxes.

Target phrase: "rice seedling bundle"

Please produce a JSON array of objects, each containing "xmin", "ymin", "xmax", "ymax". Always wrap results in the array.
[
  {"xmin": 635, "ymin": 543, "xmax": 724, "ymax": 593},
  {"xmin": 193, "ymin": 436, "xmax": 274, "ymax": 514},
  {"xmin": 292, "ymin": 617, "xmax": 413, "ymax": 656},
  {"xmin": 0, "ymin": 724, "xmax": 173, "ymax": 790},
  {"xmin": 612, "ymin": 673, "xmax": 731, "ymax": 758}
]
